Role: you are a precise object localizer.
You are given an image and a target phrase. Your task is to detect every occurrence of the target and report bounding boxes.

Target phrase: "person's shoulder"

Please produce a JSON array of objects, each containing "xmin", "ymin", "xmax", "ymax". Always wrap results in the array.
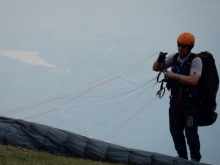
[
  {"xmin": 167, "ymin": 53, "xmax": 178, "ymax": 62},
  {"xmin": 187, "ymin": 53, "xmax": 201, "ymax": 62},
  {"xmin": 167, "ymin": 53, "xmax": 177, "ymax": 59},
  {"xmin": 165, "ymin": 53, "xmax": 178, "ymax": 68},
  {"xmin": 169, "ymin": 52, "xmax": 177, "ymax": 56},
  {"xmin": 190, "ymin": 52, "xmax": 199, "ymax": 57},
  {"xmin": 192, "ymin": 57, "xmax": 202, "ymax": 65},
  {"xmin": 190, "ymin": 53, "xmax": 202, "ymax": 68},
  {"xmin": 191, "ymin": 53, "xmax": 202, "ymax": 62}
]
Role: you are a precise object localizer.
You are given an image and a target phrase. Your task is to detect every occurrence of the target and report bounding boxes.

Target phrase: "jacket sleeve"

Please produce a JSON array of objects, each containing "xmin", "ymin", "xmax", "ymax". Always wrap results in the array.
[
  {"xmin": 165, "ymin": 53, "xmax": 176, "ymax": 69},
  {"xmin": 190, "ymin": 57, "xmax": 202, "ymax": 77}
]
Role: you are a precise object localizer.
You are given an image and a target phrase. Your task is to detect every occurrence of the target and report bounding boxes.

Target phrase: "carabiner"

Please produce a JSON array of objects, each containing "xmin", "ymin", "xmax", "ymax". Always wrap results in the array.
[{"xmin": 156, "ymin": 87, "xmax": 165, "ymax": 99}]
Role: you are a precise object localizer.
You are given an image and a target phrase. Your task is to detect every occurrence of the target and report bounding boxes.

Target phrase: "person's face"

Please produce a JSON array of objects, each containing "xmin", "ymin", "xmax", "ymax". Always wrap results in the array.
[{"xmin": 177, "ymin": 43, "xmax": 189, "ymax": 57}]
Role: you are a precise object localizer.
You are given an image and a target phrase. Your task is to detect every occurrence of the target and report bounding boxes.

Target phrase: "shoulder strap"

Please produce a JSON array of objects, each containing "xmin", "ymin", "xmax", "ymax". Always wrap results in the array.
[
  {"xmin": 171, "ymin": 53, "xmax": 179, "ymax": 65},
  {"xmin": 186, "ymin": 53, "xmax": 197, "ymax": 65},
  {"xmin": 185, "ymin": 53, "xmax": 197, "ymax": 75}
]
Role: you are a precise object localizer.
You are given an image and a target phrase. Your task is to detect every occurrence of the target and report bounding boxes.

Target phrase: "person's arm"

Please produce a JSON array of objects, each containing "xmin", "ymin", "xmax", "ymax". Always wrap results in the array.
[
  {"xmin": 152, "ymin": 52, "xmax": 174, "ymax": 71},
  {"xmin": 152, "ymin": 52, "xmax": 168, "ymax": 72},
  {"xmin": 153, "ymin": 60, "xmax": 164, "ymax": 71},
  {"xmin": 164, "ymin": 71, "xmax": 200, "ymax": 86}
]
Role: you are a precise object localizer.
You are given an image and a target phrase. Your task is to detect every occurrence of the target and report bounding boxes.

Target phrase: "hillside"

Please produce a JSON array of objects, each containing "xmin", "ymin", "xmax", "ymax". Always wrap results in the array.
[{"xmin": 0, "ymin": 144, "xmax": 124, "ymax": 165}]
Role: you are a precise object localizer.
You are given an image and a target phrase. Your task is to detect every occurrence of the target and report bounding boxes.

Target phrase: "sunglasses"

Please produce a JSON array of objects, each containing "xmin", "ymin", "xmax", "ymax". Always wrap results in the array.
[{"xmin": 177, "ymin": 44, "xmax": 188, "ymax": 49}]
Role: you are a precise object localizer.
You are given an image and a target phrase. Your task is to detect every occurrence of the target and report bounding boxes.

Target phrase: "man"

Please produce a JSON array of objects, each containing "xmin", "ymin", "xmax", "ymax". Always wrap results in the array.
[{"xmin": 152, "ymin": 32, "xmax": 202, "ymax": 162}]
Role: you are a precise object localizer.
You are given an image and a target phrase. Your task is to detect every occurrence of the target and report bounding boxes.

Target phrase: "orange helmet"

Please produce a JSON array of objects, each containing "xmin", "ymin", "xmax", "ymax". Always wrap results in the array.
[{"xmin": 177, "ymin": 32, "xmax": 195, "ymax": 46}]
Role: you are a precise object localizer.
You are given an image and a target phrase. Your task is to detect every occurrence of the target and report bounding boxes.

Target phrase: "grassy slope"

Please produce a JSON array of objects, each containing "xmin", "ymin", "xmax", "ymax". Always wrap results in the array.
[{"xmin": 0, "ymin": 144, "xmax": 124, "ymax": 165}]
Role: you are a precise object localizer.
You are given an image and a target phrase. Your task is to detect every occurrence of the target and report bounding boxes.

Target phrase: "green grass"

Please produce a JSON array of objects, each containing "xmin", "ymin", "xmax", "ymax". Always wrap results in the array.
[{"xmin": 0, "ymin": 144, "xmax": 124, "ymax": 165}]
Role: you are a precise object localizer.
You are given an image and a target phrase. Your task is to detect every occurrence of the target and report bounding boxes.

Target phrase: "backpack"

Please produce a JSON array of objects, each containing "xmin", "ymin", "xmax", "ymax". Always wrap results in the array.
[
  {"xmin": 196, "ymin": 51, "xmax": 219, "ymax": 126},
  {"xmin": 170, "ymin": 51, "xmax": 219, "ymax": 126}
]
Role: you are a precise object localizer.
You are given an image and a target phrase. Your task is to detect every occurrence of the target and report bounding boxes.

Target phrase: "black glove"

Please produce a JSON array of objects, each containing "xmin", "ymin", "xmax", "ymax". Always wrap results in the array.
[{"xmin": 157, "ymin": 52, "xmax": 168, "ymax": 63}]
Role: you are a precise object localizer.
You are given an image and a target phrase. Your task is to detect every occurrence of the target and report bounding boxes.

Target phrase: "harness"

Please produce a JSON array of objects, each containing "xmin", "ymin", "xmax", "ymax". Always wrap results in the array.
[
  {"xmin": 170, "ymin": 53, "xmax": 198, "ymax": 110},
  {"xmin": 157, "ymin": 53, "xmax": 198, "ymax": 109}
]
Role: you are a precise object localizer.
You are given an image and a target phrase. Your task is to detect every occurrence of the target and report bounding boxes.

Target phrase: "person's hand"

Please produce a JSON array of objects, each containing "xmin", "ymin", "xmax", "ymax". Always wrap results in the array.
[
  {"xmin": 164, "ymin": 70, "xmax": 175, "ymax": 79},
  {"xmin": 157, "ymin": 52, "xmax": 168, "ymax": 63}
]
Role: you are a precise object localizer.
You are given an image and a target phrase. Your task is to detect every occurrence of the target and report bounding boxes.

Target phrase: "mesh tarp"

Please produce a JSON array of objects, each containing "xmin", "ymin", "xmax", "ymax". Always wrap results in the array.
[{"xmin": 0, "ymin": 116, "xmax": 209, "ymax": 165}]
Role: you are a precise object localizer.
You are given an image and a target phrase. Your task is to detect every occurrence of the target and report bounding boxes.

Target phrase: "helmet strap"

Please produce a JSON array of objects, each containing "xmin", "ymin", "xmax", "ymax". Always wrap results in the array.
[{"xmin": 188, "ymin": 45, "xmax": 194, "ymax": 53}]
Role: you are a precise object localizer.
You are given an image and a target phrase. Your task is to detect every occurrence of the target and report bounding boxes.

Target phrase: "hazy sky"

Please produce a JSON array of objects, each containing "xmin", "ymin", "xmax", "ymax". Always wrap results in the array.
[{"xmin": 0, "ymin": 1, "xmax": 220, "ymax": 164}]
